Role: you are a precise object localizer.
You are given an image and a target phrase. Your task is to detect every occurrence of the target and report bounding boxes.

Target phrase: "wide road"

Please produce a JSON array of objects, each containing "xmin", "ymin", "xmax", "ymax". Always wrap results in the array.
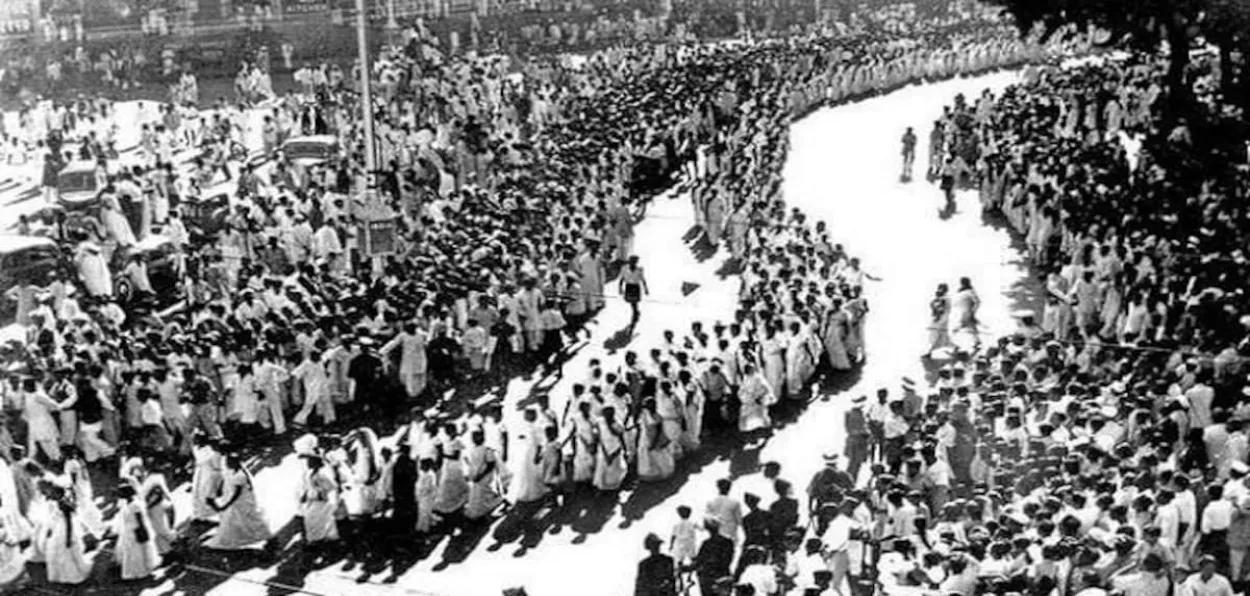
[{"xmin": 32, "ymin": 70, "xmax": 1041, "ymax": 596}]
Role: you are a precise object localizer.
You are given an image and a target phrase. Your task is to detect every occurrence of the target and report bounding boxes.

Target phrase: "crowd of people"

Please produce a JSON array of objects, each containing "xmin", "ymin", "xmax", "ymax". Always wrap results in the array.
[
  {"xmin": 634, "ymin": 46, "xmax": 1250, "ymax": 596},
  {"xmin": 0, "ymin": 5, "xmax": 1073, "ymax": 596}
]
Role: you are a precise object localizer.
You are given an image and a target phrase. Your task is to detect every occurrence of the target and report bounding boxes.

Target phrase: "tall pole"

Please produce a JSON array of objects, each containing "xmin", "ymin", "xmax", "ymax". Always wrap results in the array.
[
  {"xmin": 355, "ymin": 0, "xmax": 377, "ymax": 180},
  {"xmin": 355, "ymin": 0, "xmax": 384, "ymax": 277}
]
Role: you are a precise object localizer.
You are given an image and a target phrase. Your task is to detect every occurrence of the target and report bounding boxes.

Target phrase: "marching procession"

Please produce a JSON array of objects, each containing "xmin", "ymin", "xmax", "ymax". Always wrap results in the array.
[{"xmin": 0, "ymin": 1, "xmax": 1130, "ymax": 595}]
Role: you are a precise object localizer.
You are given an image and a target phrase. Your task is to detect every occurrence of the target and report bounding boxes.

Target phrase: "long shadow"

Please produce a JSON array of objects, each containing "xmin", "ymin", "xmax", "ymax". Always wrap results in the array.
[
  {"xmin": 726, "ymin": 437, "xmax": 764, "ymax": 479},
  {"xmin": 810, "ymin": 365, "xmax": 867, "ymax": 403},
  {"xmin": 380, "ymin": 533, "xmax": 442, "ymax": 583},
  {"xmin": 514, "ymin": 341, "xmax": 592, "ymax": 410},
  {"xmin": 978, "ymin": 210, "xmax": 1048, "ymax": 317},
  {"xmin": 567, "ymin": 489, "xmax": 620, "ymax": 543},
  {"xmin": 430, "ymin": 518, "xmax": 493, "ymax": 571},
  {"xmin": 603, "ymin": 324, "xmax": 639, "ymax": 353},
  {"xmin": 686, "ymin": 230, "xmax": 719, "ymax": 263},
  {"xmin": 714, "ymin": 257, "xmax": 743, "ymax": 279},
  {"xmin": 3, "ymin": 187, "xmax": 40, "ymax": 207},
  {"xmin": 618, "ymin": 438, "xmax": 726, "ymax": 528},
  {"xmin": 264, "ymin": 547, "xmax": 337, "ymax": 596},
  {"xmin": 483, "ymin": 499, "xmax": 571, "ymax": 557}
]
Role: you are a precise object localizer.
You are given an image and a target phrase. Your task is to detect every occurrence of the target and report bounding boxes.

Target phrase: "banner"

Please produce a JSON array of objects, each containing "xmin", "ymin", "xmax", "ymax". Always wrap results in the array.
[{"xmin": 365, "ymin": 220, "xmax": 397, "ymax": 256}]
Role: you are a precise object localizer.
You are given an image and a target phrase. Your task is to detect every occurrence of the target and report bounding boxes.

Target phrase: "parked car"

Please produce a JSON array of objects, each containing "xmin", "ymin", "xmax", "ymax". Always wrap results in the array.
[
  {"xmin": 56, "ymin": 160, "xmax": 102, "ymax": 208},
  {"xmin": 280, "ymin": 134, "xmax": 341, "ymax": 165},
  {"xmin": 182, "ymin": 182, "xmax": 232, "ymax": 247},
  {"xmin": 49, "ymin": 160, "xmax": 144, "ymax": 242},
  {"xmin": 0, "ymin": 235, "xmax": 64, "ymax": 322},
  {"xmin": 110, "ymin": 235, "xmax": 182, "ymax": 307}
]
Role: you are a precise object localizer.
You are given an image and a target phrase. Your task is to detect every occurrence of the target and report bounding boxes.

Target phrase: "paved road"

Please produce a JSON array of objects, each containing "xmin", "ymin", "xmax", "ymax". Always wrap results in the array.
[
  {"xmin": 0, "ymin": 97, "xmax": 277, "ymax": 233},
  {"xmin": 12, "ymin": 70, "xmax": 1044, "ymax": 596}
]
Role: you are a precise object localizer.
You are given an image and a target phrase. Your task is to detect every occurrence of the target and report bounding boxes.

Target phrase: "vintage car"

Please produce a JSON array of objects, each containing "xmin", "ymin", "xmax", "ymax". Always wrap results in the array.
[
  {"xmin": 110, "ymin": 235, "xmax": 182, "ymax": 306},
  {"xmin": 181, "ymin": 182, "xmax": 232, "ymax": 247},
  {"xmin": 31, "ymin": 197, "xmax": 143, "ymax": 245},
  {"xmin": 56, "ymin": 159, "xmax": 103, "ymax": 208},
  {"xmin": 0, "ymin": 235, "xmax": 64, "ymax": 321},
  {"xmin": 280, "ymin": 134, "xmax": 341, "ymax": 165}
]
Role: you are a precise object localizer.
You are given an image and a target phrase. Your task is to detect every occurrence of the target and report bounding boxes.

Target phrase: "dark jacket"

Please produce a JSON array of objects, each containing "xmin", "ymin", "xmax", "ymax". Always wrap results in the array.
[
  {"xmin": 693, "ymin": 534, "xmax": 734, "ymax": 580},
  {"xmin": 634, "ymin": 553, "xmax": 677, "ymax": 596}
]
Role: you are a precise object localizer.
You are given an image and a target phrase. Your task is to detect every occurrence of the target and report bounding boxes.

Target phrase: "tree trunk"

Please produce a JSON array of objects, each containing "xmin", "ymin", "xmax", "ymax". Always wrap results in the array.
[
  {"xmin": 1221, "ymin": 42, "xmax": 1235, "ymax": 96},
  {"xmin": 1241, "ymin": 47, "xmax": 1250, "ymax": 117},
  {"xmin": 1164, "ymin": 20, "xmax": 1191, "ymax": 129}
]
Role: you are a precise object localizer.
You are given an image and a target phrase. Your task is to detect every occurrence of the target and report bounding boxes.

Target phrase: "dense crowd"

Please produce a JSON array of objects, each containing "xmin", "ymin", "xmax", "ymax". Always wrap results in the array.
[
  {"xmin": 705, "ymin": 52, "xmax": 1250, "ymax": 596},
  {"xmin": 0, "ymin": 8, "xmax": 1061, "ymax": 596}
]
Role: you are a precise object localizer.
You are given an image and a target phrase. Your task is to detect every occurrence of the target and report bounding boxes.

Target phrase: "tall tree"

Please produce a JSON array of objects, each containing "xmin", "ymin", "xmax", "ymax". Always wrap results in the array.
[
  {"xmin": 1205, "ymin": 0, "xmax": 1250, "ymax": 111},
  {"xmin": 980, "ymin": 0, "xmax": 1208, "ymax": 113}
]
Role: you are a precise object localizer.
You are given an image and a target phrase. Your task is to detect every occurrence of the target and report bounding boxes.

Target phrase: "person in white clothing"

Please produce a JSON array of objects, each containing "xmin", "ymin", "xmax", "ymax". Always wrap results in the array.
[
  {"xmin": 821, "ymin": 499, "xmax": 856, "ymax": 595},
  {"xmin": 291, "ymin": 350, "xmax": 334, "ymax": 426},
  {"xmin": 1179, "ymin": 555, "xmax": 1233, "ymax": 596}
]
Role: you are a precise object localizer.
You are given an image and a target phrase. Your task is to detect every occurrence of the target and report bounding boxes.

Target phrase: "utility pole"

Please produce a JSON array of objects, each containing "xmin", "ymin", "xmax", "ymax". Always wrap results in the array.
[
  {"xmin": 355, "ymin": 0, "xmax": 377, "ymax": 179},
  {"xmin": 355, "ymin": 0, "xmax": 395, "ymax": 277}
]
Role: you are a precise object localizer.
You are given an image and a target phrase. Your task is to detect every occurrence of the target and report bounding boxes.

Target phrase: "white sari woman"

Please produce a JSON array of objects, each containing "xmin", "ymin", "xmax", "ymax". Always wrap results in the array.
[
  {"xmin": 433, "ymin": 429, "xmax": 469, "ymax": 518},
  {"xmin": 206, "ymin": 455, "xmax": 271, "ymax": 550},
  {"xmin": 0, "ymin": 503, "xmax": 29, "ymax": 589},
  {"xmin": 415, "ymin": 460, "xmax": 439, "ymax": 533},
  {"xmin": 190, "ymin": 438, "xmax": 223, "ymax": 522},
  {"xmin": 137, "ymin": 468, "xmax": 176, "ymax": 555},
  {"xmin": 679, "ymin": 377, "xmax": 705, "ymax": 453},
  {"xmin": 298, "ymin": 456, "xmax": 340, "ymax": 544},
  {"xmin": 761, "ymin": 331, "xmax": 787, "ymax": 398},
  {"xmin": 464, "ymin": 432, "xmax": 503, "ymax": 520},
  {"xmin": 119, "ymin": 454, "xmax": 175, "ymax": 557},
  {"xmin": 41, "ymin": 498, "xmax": 91, "ymax": 585},
  {"xmin": 636, "ymin": 402, "xmax": 675, "ymax": 482},
  {"xmin": 738, "ymin": 364, "xmax": 775, "ymax": 433},
  {"xmin": 784, "ymin": 323, "xmax": 818, "ymax": 399},
  {"xmin": 510, "ymin": 420, "xmax": 547, "ymax": 504},
  {"xmin": 655, "ymin": 385, "xmax": 686, "ymax": 461},
  {"xmin": 569, "ymin": 405, "xmax": 598, "ymax": 485},
  {"xmin": 64, "ymin": 454, "xmax": 103, "ymax": 538},
  {"xmin": 821, "ymin": 302, "xmax": 853, "ymax": 371},
  {"xmin": 113, "ymin": 485, "xmax": 160, "ymax": 580},
  {"xmin": 593, "ymin": 408, "xmax": 628, "ymax": 491},
  {"xmin": 100, "ymin": 193, "xmax": 136, "ymax": 248}
]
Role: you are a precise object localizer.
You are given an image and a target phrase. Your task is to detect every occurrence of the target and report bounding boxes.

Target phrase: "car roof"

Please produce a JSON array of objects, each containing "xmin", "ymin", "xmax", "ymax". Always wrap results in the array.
[
  {"xmin": 200, "ymin": 181, "xmax": 234, "ymax": 198},
  {"xmin": 133, "ymin": 235, "xmax": 172, "ymax": 252},
  {"xmin": 0, "ymin": 235, "xmax": 56, "ymax": 253},
  {"xmin": 59, "ymin": 161, "xmax": 99, "ymax": 174},
  {"xmin": 283, "ymin": 135, "xmax": 339, "ymax": 146}
]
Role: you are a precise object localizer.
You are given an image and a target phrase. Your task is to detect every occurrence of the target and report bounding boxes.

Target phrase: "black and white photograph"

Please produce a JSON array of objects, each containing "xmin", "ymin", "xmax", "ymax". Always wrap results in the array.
[{"xmin": 0, "ymin": 0, "xmax": 1243, "ymax": 595}]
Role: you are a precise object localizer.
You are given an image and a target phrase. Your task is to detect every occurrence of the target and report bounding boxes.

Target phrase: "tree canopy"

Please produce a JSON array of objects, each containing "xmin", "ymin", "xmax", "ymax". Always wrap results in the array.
[{"xmin": 980, "ymin": 0, "xmax": 1250, "ymax": 112}]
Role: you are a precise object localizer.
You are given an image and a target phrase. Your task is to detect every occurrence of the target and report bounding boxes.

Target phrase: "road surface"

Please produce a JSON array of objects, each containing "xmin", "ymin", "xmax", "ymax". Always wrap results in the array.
[{"xmin": 12, "ymin": 70, "xmax": 1043, "ymax": 596}]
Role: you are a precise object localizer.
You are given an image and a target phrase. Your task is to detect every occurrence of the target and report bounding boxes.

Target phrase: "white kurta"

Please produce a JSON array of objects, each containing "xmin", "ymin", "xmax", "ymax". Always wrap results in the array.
[{"xmin": 114, "ymin": 498, "xmax": 160, "ymax": 579}]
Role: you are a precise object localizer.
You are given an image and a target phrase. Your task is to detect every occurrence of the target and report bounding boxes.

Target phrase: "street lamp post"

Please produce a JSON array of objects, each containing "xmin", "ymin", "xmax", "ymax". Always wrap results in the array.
[
  {"xmin": 355, "ymin": 0, "xmax": 377, "ymax": 177},
  {"xmin": 354, "ymin": 0, "xmax": 395, "ymax": 277}
]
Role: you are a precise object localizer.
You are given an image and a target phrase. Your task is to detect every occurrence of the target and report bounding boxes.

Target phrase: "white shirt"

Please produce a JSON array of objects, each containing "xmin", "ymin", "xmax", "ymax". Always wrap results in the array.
[
  {"xmin": 1176, "ymin": 489, "xmax": 1198, "ymax": 532},
  {"xmin": 1179, "ymin": 573, "xmax": 1233, "ymax": 596},
  {"xmin": 927, "ymin": 459, "xmax": 953, "ymax": 488},
  {"xmin": 822, "ymin": 515, "xmax": 853, "ymax": 553},
  {"xmin": 1201, "ymin": 500, "xmax": 1234, "ymax": 533},
  {"xmin": 140, "ymin": 399, "xmax": 163, "ymax": 426},
  {"xmin": 1225, "ymin": 478, "xmax": 1250, "ymax": 503},
  {"xmin": 1156, "ymin": 502, "xmax": 1181, "ymax": 547}
]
